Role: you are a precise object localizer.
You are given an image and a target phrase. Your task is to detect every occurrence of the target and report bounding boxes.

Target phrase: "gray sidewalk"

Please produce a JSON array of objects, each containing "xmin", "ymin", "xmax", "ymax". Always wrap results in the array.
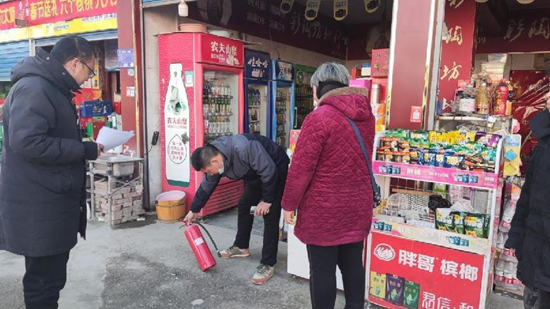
[{"xmin": 0, "ymin": 211, "xmax": 522, "ymax": 309}]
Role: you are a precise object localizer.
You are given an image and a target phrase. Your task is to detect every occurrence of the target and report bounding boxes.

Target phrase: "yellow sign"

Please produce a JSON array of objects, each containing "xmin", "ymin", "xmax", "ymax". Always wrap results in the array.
[{"xmin": 0, "ymin": 13, "xmax": 117, "ymax": 44}]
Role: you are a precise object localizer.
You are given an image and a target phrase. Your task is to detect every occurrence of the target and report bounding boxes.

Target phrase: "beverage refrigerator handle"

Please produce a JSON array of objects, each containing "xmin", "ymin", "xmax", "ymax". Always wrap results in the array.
[{"xmin": 294, "ymin": 106, "xmax": 298, "ymax": 129}]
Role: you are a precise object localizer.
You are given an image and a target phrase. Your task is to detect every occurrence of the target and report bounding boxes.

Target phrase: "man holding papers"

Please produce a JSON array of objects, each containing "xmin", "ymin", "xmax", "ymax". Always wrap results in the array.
[{"xmin": 0, "ymin": 36, "xmax": 103, "ymax": 308}]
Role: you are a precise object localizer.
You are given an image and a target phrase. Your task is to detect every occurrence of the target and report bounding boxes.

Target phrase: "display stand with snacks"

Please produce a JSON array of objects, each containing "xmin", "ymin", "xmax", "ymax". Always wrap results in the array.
[{"xmin": 366, "ymin": 129, "xmax": 505, "ymax": 309}]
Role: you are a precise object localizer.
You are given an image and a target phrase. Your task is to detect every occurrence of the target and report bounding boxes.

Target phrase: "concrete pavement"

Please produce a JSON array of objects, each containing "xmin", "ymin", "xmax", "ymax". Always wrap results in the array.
[{"xmin": 0, "ymin": 210, "xmax": 523, "ymax": 308}]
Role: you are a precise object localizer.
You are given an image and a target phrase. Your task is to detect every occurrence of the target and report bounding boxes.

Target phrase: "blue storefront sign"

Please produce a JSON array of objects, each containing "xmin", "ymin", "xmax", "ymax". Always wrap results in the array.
[{"xmin": 274, "ymin": 60, "xmax": 294, "ymax": 82}]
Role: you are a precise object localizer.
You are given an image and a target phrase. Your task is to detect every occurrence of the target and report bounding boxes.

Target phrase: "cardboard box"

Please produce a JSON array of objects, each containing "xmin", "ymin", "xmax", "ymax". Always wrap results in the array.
[
  {"xmin": 350, "ymin": 79, "xmax": 372, "ymax": 89},
  {"xmin": 372, "ymin": 48, "xmax": 390, "ymax": 78}
]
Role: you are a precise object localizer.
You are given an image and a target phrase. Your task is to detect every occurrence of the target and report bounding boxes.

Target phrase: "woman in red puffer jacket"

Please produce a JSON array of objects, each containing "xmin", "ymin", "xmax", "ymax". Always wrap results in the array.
[{"xmin": 282, "ymin": 62, "xmax": 374, "ymax": 309}]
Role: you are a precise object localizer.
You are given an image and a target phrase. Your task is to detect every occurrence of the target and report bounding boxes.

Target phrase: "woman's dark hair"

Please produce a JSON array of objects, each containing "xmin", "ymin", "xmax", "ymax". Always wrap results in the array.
[
  {"xmin": 50, "ymin": 35, "xmax": 95, "ymax": 65},
  {"xmin": 191, "ymin": 145, "xmax": 220, "ymax": 171}
]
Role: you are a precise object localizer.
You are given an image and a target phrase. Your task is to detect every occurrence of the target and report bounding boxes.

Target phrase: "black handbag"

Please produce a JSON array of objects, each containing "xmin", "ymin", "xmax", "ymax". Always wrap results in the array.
[{"xmin": 345, "ymin": 117, "xmax": 381, "ymax": 208}]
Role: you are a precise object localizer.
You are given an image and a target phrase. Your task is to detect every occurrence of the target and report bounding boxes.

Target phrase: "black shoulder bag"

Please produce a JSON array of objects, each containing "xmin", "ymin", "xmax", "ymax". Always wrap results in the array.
[{"xmin": 345, "ymin": 117, "xmax": 381, "ymax": 208}]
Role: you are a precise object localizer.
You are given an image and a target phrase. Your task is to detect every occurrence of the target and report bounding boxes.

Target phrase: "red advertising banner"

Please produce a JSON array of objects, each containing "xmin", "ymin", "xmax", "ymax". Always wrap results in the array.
[
  {"xmin": 510, "ymin": 70, "xmax": 549, "ymax": 171},
  {"xmin": 198, "ymin": 34, "xmax": 244, "ymax": 67},
  {"xmin": 369, "ymin": 232, "xmax": 484, "ymax": 309},
  {"xmin": 0, "ymin": 1, "xmax": 16, "ymax": 30},
  {"xmin": 0, "ymin": 0, "xmax": 116, "ymax": 30},
  {"xmin": 477, "ymin": 10, "xmax": 550, "ymax": 54},
  {"xmin": 438, "ymin": 0, "xmax": 476, "ymax": 108}
]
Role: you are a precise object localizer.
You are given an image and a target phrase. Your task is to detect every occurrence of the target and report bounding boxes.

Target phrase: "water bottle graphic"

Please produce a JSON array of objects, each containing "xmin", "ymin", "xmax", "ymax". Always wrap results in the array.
[{"xmin": 165, "ymin": 63, "xmax": 190, "ymax": 187}]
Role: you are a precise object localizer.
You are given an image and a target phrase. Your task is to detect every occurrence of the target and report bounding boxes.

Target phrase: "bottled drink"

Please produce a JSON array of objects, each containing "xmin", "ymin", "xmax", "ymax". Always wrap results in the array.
[{"xmin": 476, "ymin": 83, "xmax": 490, "ymax": 115}]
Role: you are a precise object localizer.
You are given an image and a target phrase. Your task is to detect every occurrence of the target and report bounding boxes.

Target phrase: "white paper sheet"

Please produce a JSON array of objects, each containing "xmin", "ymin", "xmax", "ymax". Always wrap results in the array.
[{"xmin": 96, "ymin": 127, "xmax": 135, "ymax": 151}]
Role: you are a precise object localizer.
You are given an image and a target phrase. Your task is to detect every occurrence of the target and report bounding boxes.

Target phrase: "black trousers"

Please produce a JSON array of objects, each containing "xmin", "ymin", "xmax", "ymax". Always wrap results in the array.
[
  {"xmin": 233, "ymin": 164, "xmax": 288, "ymax": 266},
  {"xmin": 23, "ymin": 251, "xmax": 70, "ymax": 309},
  {"xmin": 524, "ymin": 286, "xmax": 550, "ymax": 309},
  {"xmin": 306, "ymin": 241, "xmax": 365, "ymax": 309}
]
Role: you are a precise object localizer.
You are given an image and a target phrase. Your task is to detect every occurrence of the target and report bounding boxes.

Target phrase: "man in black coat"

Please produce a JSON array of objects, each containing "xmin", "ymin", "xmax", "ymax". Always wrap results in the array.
[
  {"xmin": 506, "ymin": 78, "xmax": 550, "ymax": 309},
  {"xmin": 0, "ymin": 35, "xmax": 102, "ymax": 308}
]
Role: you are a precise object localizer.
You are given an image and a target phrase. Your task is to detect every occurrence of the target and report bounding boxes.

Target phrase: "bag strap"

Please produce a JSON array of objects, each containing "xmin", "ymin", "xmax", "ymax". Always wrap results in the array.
[{"xmin": 345, "ymin": 117, "xmax": 378, "ymax": 193}]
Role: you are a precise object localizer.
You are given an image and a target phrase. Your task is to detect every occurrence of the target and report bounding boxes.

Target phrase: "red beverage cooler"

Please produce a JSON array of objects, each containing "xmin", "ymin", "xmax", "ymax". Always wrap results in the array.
[{"xmin": 158, "ymin": 32, "xmax": 245, "ymax": 217}]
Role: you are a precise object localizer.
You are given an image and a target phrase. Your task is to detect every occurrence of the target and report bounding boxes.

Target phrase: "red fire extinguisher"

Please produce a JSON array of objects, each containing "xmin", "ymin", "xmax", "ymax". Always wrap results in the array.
[{"xmin": 183, "ymin": 221, "xmax": 221, "ymax": 272}]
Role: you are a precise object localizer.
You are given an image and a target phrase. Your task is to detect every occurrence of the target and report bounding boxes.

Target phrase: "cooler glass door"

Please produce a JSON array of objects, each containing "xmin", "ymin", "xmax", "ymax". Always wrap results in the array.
[
  {"xmin": 275, "ymin": 85, "xmax": 292, "ymax": 148},
  {"xmin": 246, "ymin": 82, "xmax": 269, "ymax": 136},
  {"xmin": 203, "ymin": 70, "xmax": 240, "ymax": 143}
]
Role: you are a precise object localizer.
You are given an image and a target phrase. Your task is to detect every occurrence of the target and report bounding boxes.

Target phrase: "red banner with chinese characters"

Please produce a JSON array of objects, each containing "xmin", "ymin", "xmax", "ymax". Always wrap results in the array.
[
  {"xmin": 0, "ymin": 0, "xmax": 116, "ymax": 30},
  {"xmin": 510, "ymin": 70, "xmax": 549, "ymax": 171},
  {"xmin": 0, "ymin": 1, "xmax": 16, "ymax": 30},
  {"xmin": 438, "ymin": 0, "xmax": 476, "ymax": 110},
  {"xmin": 477, "ymin": 10, "xmax": 550, "ymax": 53},
  {"xmin": 369, "ymin": 232, "xmax": 484, "ymax": 309},
  {"xmin": 198, "ymin": 34, "xmax": 244, "ymax": 68}
]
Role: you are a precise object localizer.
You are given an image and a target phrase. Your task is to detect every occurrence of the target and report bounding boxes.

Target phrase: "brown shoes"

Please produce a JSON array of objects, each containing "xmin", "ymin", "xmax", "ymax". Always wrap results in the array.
[
  {"xmin": 251, "ymin": 264, "xmax": 275, "ymax": 285},
  {"xmin": 219, "ymin": 245, "xmax": 251, "ymax": 259}
]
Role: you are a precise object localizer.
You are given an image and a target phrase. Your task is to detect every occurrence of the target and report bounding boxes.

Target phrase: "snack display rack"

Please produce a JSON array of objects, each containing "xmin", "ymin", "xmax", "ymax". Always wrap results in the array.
[{"xmin": 366, "ymin": 130, "xmax": 505, "ymax": 309}]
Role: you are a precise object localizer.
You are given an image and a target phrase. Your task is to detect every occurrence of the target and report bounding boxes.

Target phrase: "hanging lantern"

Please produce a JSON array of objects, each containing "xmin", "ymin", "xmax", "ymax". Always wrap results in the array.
[
  {"xmin": 280, "ymin": 0, "xmax": 294, "ymax": 14},
  {"xmin": 305, "ymin": 0, "xmax": 321, "ymax": 21},
  {"xmin": 206, "ymin": 0, "xmax": 224, "ymax": 25},
  {"xmin": 364, "ymin": 0, "xmax": 381, "ymax": 13},
  {"xmin": 517, "ymin": 0, "xmax": 535, "ymax": 4},
  {"xmin": 334, "ymin": 0, "xmax": 348, "ymax": 21},
  {"xmin": 178, "ymin": 0, "xmax": 188, "ymax": 17},
  {"xmin": 475, "ymin": 0, "xmax": 489, "ymax": 3}
]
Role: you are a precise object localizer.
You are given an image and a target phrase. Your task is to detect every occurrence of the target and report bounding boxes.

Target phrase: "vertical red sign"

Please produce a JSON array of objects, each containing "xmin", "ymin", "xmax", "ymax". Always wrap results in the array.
[
  {"xmin": 369, "ymin": 233, "xmax": 484, "ymax": 309},
  {"xmin": 438, "ymin": 0, "xmax": 477, "ymax": 112}
]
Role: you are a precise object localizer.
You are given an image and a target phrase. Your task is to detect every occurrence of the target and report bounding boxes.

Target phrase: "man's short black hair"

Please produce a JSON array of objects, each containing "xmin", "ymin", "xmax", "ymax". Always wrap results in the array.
[
  {"xmin": 191, "ymin": 145, "xmax": 220, "ymax": 171},
  {"xmin": 51, "ymin": 35, "xmax": 95, "ymax": 65}
]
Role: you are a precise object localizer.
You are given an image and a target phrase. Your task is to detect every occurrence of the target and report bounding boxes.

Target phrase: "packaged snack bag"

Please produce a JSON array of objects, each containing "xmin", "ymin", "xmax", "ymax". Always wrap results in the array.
[
  {"xmin": 404, "ymin": 281, "xmax": 420, "ymax": 309},
  {"xmin": 386, "ymin": 274, "xmax": 405, "ymax": 306},
  {"xmin": 370, "ymin": 272, "xmax": 386, "ymax": 299},
  {"xmin": 465, "ymin": 213, "xmax": 486, "ymax": 238}
]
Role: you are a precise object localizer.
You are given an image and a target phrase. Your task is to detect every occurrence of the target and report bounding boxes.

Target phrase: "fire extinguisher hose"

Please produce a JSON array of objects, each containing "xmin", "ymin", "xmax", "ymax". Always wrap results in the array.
[{"xmin": 195, "ymin": 221, "xmax": 222, "ymax": 258}]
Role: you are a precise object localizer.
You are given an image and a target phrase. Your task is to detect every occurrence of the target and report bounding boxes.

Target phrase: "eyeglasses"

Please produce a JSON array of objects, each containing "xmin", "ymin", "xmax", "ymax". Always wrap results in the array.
[{"xmin": 78, "ymin": 59, "xmax": 96, "ymax": 79}]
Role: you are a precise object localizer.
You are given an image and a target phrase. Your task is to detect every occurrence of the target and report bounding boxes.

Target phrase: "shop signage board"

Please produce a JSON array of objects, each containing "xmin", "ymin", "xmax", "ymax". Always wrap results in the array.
[
  {"xmin": 244, "ymin": 49, "xmax": 271, "ymax": 80},
  {"xmin": 368, "ymin": 232, "xmax": 484, "ymax": 309},
  {"xmin": 198, "ymin": 34, "xmax": 244, "ymax": 68},
  {"xmin": 188, "ymin": 0, "xmax": 347, "ymax": 59},
  {"xmin": 372, "ymin": 161, "xmax": 499, "ymax": 190},
  {"xmin": 0, "ymin": 1, "xmax": 15, "ymax": 30},
  {"xmin": 438, "ymin": 0, "xmax": 476, "ymax": 111},
  {"xmin": 274, "ymin": 60, "xmax": 294, "ymax": 82},
  {"xmin": 0, "ymin": 0, "xmax": 117, "ymax": 43},
  {"xmin": 0, "ymin": 0, "xmax": 116, "ymax": 30},
  {"xmin": 477, "ymin": 9, "xmax": 550, "ymax": 53}
]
